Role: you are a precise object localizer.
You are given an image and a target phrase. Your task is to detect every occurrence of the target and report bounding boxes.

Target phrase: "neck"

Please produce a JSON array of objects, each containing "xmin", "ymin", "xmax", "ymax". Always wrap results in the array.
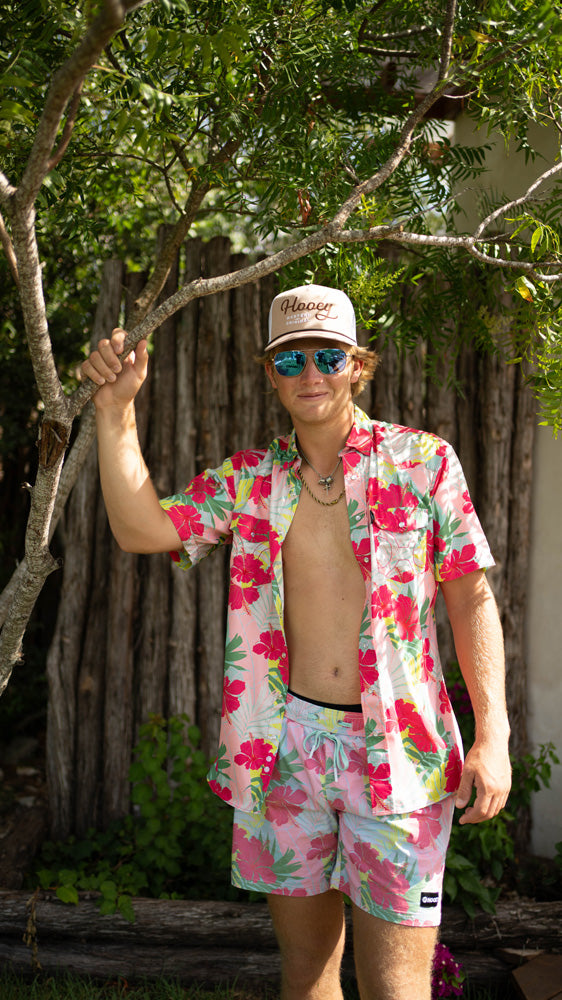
[{"xmin": 293, "ymin": 401, "xmax": 355, "ymax": 470}]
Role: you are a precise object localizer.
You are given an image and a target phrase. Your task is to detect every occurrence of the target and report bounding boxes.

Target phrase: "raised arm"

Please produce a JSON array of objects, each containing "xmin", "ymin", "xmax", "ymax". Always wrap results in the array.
[
  {"xmin": 81, "ymin": 328, "xmax": 182, "ymax": 554},
  {"xmin": 441, "ymin": 569, "xmax": 512, "ymax": 825}
]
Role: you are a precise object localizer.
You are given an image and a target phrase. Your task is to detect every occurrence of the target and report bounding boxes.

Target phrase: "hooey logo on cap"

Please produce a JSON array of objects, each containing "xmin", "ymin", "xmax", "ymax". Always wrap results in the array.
[{"xmin": 266, "ymin": 283, "xmax": 357, "ymax": 351}]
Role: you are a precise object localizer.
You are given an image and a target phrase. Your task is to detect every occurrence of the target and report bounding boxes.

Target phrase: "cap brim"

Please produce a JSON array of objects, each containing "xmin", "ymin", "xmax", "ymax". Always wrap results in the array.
[{"xmin": 265, "ymin": 329, "xmax": 357, "ymax": 352}]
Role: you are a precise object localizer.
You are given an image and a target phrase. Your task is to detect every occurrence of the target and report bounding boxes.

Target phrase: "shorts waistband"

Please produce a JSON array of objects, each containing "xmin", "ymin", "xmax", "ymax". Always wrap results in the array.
[{"xmin": 285, "ymin": 690, "xmax": 364, "ymax": 733}]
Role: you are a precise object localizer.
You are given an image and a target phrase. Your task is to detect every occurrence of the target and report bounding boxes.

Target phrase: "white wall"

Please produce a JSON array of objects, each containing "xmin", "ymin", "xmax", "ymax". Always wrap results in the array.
[
  {"xmin": 527, "ymin": 427, "xmax": 562, "ymax": 857},
  {"xmin": 453, "ymin": 117, "xmax": 562, "ymax": 856}
]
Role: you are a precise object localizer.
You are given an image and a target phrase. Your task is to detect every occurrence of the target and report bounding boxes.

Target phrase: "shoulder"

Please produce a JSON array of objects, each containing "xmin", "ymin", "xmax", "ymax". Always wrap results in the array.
[{"xmin": 374, "ymin": 419, "xmax": 450, "ymax": 465}]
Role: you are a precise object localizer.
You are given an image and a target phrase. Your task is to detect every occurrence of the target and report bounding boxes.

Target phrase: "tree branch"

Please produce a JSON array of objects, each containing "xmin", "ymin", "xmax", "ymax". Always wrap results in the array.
[
  {"xmin": 17, "ymin": 0, "xmax": 146, "ymax": 209},
  {"xmin": 438, "ymin": 0, "xmax": 457, "ymax": 81},
  {"xmin": 474, "ymin": 160, "xmax": 562, "ymax": 240},
  {"xmin": 46, "ymin": 85, "xmax": 83, "ymax": 172},
  {"xmin": 0, "ymin": 211, "xmax": 19, "ymax": 287}
]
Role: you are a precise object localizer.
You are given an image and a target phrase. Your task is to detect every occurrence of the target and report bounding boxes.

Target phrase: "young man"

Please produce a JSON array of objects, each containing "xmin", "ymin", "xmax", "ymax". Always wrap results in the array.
[{"xmin": 82, "ymin": 284, "xmax": 511, "ymax": 1000}]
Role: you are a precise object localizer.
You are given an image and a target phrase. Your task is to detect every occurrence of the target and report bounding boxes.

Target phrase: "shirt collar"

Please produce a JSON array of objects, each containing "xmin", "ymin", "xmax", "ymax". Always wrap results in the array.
[
  {"xmin": 344, "ymin": 405, "xmax": 375, "ymax": 455},
  {"xmin": 284, "ymin": 405, "xmax": 374, "ymax": 465}
]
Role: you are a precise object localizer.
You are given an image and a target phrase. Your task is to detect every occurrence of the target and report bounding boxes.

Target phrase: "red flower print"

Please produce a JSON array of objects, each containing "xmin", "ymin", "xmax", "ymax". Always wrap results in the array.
[
  {"xmin": 372, "ymin": 482, "xmax": 419, "ymax": 511},
  {"xmin": 235, "ymin": 833, "xmax": 277, "ymax": 884},
  {"xmin": 371, "ymin": 584, "xmax": 394, "ymax": 619},
  {"xmin": 307, "ymin": 834, "xmax": 337, "ymax": 860},
  {"xmin": 229, "ymin": 553, "xmax": 270, "ymax": 611},
  {"xmin": 439, "ymin": 544, "xmax": 479, "ymax": 580},
  {"xmin": 249, "ymin": 475, "xmax": 272, "ymax": 506},
  {"xmin": 352, "ymin": 537, "xmax": 371, "ymax": 578},
  {"xmin": 173, "ymin": 504, "xmax": 205, "ymax": 538},
  {"xmin": 368, "ymin": 762, "xmax": 392, "ymax": 804},
  {"xmin": 236, "ymin": 513, "xmax": 270, "ymax": 544},
  {"xmin": 394, "ymin": 594, "xmax": 421, "ymax": 642},
  {"xmin": 347, "ymin": 747, "xmax": 368, "ymax": 774},
  {"xmin": 391, "ymin": 566, "xmax": 415, "ymax": 584},
  {"xmin": 462, "ymin": 490, "xmax": 475, "ymax": 515},
  {"xmin": 438, "ymin": 680, "xmax": 451, "ymax": 715},
  {"xmin": 395, "ymin": 699, "xmax": 439, "ymax": 753},
  {"xmin": 359, "ymin": 648, "xmax": 378, "ymax": 687},
  {"xmin": 222, "ymin": 678, "xmax": 246, "ymax": 717},
  {"xmin": 208, "ymin": 779, "xmax": 232, "ymax": 802},
  {"xmin": 253, "ymin": 629, "xmax": 287, "ymax": 663},
  {"xmin": 188, "ymin": 474, "xmax": 218, "ymax": 505},
  {"xmin": 344, "ymin": 451, "xmax": 362, "ymax": 469},
  {"xmin": 444, "ymin": 745, "xmax": 463, "ymax": 792},
  {"xmin": 265, "ymin": 786, "xmax": 307, "ymax": 826},
  {"xmin": 368, "ymin": 859, "xmax": 410, "ymax": 913},
  {"xmin": 420, "ymin": 638, "xmax": 434, "ymax": 682},
  {"xmin": 406, "ymin": 806, "xmax": 443, "ymax": 849},
  {"xmin": 230, "ymin": 450, "xmax": 264, "ymax": 470},
  {"xmin": 234, "ymin": 736, "xmax": 275, "ymax": 770},
  {"xmin": 349, "ymin": 840, "xmax": 381, "ymax": 872}
]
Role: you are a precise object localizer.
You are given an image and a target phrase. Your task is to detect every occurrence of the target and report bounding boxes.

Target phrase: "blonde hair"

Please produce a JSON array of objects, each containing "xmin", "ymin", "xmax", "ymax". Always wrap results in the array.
[{"xmin": 254, "ymin": 344, "xmax": 379, "ymax": 398}]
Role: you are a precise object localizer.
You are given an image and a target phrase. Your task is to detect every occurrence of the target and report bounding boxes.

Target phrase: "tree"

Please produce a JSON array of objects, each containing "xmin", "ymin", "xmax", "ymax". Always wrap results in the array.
[{"xmin": 1, "ymin": 0, "xmax": 562, "ymax": 695}]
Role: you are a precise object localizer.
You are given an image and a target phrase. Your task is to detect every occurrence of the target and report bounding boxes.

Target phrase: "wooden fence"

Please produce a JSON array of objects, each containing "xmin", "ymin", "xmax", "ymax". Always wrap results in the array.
[{"xmin": 45, "ymin": 236, "xmax": 536, "ymax": 838}]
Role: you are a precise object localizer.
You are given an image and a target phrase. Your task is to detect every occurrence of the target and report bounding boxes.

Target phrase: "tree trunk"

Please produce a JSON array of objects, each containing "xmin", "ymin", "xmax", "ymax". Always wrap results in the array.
[{"xmin": 0, "ymin": 892, "xmax": 559, "ymax": 987}]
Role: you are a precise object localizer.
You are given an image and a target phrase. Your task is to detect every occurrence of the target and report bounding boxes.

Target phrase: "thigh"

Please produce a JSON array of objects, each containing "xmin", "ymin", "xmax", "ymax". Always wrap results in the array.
[{"xmin": 352, "ymin": 904, "xmax": 437, "ymax": 1000}]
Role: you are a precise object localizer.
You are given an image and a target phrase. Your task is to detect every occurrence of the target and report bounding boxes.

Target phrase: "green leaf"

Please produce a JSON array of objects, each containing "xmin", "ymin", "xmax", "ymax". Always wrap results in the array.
[{"xmin": 56, "ymin": 884, "xmax": 79, "ymax": 905}]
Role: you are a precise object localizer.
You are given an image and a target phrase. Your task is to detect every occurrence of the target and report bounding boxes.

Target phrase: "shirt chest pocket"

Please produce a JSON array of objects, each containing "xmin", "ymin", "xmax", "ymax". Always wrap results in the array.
[{"xmin": 370, "ymin": 504, "xmax": 429, "ymax": 582}]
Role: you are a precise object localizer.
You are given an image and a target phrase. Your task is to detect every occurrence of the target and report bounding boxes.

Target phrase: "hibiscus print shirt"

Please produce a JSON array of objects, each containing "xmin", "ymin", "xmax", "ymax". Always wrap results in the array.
[{"xmin": 160, "ymin": 406, "xmax": 494, "ymax": 815}]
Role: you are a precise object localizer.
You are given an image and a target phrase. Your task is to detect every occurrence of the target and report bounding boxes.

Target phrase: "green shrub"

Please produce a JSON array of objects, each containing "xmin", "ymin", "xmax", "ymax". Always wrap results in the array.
[
  {"xmin": 29, "ymin": 715, "xmax": 241, "ymax": 921},
  {"xmin": 444, "ymin": 663, "xmax": 560, "ymax": 917}
]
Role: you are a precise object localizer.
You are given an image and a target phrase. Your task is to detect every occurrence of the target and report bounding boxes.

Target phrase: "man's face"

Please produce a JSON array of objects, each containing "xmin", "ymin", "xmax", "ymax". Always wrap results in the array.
[{"xmin": 265, "ymin": 338, "xmax": 362, "ymax": 427}]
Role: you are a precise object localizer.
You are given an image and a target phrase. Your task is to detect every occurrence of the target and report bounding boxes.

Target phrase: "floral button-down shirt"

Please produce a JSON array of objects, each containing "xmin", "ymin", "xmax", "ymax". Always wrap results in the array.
[{"xmin": 161, "ymin": 406, "xmax": 494, "ymax": 815}]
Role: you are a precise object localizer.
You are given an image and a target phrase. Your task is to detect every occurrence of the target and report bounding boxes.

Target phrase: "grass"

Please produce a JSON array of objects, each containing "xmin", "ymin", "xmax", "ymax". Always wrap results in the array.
[{"xmin": 0, "ymin": 971, "xmax": 518, "ymax": 999}]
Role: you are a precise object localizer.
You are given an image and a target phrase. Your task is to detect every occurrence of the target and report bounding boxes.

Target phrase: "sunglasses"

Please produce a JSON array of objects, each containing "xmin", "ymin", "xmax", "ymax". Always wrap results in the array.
[{"xmin": 272, "ymin": 347, "xmax": 349, "ymax": 377}]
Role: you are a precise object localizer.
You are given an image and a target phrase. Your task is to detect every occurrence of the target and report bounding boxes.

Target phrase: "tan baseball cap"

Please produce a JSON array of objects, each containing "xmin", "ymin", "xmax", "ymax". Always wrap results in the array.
[{"xmin": 266, "ymin": 284, "xmax": 357, "ymax": 351}]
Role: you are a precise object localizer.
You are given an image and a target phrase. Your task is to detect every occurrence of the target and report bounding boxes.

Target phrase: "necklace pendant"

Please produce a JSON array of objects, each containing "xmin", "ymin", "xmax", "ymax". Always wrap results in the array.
[{"xmin": 318, "ymin": 475, "xmax": 333, "ymax": 494}]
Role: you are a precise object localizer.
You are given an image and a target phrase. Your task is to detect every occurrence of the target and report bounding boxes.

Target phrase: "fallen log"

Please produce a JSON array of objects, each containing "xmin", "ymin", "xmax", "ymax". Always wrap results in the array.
[{"xmin": 0, "ymin": 891, "xmax": 559, "ymax": 988}]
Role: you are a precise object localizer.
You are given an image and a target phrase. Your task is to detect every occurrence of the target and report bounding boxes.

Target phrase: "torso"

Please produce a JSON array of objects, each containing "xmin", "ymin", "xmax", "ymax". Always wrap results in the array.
[{"xmin": 282, "ymin": 464, "xmax": 366, "ymax": 704}]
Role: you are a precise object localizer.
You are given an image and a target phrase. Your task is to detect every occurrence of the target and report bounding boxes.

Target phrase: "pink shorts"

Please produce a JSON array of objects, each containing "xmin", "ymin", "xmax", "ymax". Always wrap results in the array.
[{"xmin": 231, "ymin": 692, "xmax": 455, "ymax": 926}]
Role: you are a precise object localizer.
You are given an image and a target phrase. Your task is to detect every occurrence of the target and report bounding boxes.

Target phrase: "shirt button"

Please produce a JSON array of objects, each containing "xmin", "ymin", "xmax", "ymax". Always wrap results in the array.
[
  {"xmin": 263, "ymin": 766, "xmax": 270, "ymax": 773},
  {"xmin": 266, "ymin": 755, "xmax": 273, "ymax": 761}
]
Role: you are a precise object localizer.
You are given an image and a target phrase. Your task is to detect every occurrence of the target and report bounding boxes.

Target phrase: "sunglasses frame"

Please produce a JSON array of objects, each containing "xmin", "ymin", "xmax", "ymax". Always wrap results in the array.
[{"xmin": 272, "ymin": 347, "xmax": 350, "ymax": 378}]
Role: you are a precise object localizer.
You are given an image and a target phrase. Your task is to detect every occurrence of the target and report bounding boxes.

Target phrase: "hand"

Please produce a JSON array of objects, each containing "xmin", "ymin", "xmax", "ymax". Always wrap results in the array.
[
  {"xmin": 80, "ymin": 328, "xmax": 149, "ymax": 409},
  {"xmin": 455, "ymin": 740, "xmax": 512, "ymax": 824}
]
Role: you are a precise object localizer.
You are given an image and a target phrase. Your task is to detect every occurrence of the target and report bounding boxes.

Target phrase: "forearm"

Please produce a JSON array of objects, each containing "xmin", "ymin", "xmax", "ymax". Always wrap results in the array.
[
  {"xmin": 442, "ymin": 570, "xmax": 511, "ymax": 823},
  {"xmin": 96, "ymin": 402, "xmax": 179, "ymax": 553},
  {"xmin": 444, "ymin": 573, "xmax": 509, "ymax": 742}
]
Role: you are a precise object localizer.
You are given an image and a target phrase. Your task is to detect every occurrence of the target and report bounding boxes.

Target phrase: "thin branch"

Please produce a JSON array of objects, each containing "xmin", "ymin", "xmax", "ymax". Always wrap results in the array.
[
  {"xmin": 0, "ymin": 173, "xmax": 16, "ymax": 206},
  {"xmin": 358, "ymin": 46, "xmax": 416, "ymax": 58},
  {"xmin": 438, "ymin": 0, "xmax": 457, "ymax": 81},
  {"xmin": 474, "ymin": 161, "xmax": 562, "ymax": 239},
  {"xmin": 465, "ymin": 244, "xmax": 562, "ymax": 282},
  {"xmin": 361, "ymin": 27, "xmax": 432, "ymax": 41},
  {"xmin": 0, "ymin": 212, "xmax": 19, "ymax": 287},
  {"xmin": 46, "ymin": 85, "xmax": 83, "ymax": 172}
]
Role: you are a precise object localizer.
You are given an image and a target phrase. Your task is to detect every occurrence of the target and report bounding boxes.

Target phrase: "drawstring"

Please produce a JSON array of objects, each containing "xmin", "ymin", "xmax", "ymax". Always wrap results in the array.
[{"xmin": 303, "ymin": 730, "xmax": 349, "ymax": 781}]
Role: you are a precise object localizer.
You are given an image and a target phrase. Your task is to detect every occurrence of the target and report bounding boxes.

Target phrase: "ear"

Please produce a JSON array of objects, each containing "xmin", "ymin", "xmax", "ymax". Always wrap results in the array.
[
  {"xmin": 350, "ymin": 357, "xmax": 363, "ymax": 383},
  {"xmin": 265, "ymin": 360, "xmax": 277, "ymax": 391}
]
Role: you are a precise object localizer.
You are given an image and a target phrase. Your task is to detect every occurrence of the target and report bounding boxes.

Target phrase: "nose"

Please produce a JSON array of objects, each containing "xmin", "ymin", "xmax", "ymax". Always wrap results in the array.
[{"xmin": 300, "ymin": 354, "xmax": 322, "ymax": 380}]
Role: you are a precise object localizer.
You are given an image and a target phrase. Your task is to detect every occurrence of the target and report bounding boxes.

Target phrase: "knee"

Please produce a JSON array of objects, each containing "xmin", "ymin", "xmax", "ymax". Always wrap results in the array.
[{"xmin": 280, "ymin": 940, "xmax": 343, "ymax": 995}]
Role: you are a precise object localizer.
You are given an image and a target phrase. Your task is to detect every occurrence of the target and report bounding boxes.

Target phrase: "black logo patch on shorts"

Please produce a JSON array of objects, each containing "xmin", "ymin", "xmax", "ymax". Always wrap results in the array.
[{"xmin": 420, "ymin": 892, "xmax": 439, "ymax": 908}]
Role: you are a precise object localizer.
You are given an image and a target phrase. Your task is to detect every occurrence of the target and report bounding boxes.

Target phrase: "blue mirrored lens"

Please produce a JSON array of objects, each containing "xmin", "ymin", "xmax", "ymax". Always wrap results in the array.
[
  {"xmin": 273, "ymin": 348, "xmax": 347, "ymax": 377},
  {"xmin": 273, "ymin": 351, "xmax": 307, "ymax": 376},
  {"xmin": 315, "ymin": 349, "xmax": 347, "ymax": 374}
]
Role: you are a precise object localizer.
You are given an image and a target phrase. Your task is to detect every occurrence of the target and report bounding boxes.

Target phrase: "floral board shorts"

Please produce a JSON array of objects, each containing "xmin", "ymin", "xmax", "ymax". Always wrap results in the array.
[{"xmin": 231, "ymin": 692, "xmax": 455, "ymax": 927}]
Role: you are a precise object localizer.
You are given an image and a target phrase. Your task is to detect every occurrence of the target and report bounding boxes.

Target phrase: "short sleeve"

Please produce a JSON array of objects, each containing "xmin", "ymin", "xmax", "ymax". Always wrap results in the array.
[
  {"xmin": 160, "ymin": 458, "xmax": 237, "ymax": 570},
  {"xmin": 431, "ymin": 443, "xmax": 495, "ymax": 583}
]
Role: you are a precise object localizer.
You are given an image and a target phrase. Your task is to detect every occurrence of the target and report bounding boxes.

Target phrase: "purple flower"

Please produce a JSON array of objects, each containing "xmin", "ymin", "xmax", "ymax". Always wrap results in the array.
[{"xmin": 432, "ymin": 943, "xmax": 465, "ymax": 998}]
